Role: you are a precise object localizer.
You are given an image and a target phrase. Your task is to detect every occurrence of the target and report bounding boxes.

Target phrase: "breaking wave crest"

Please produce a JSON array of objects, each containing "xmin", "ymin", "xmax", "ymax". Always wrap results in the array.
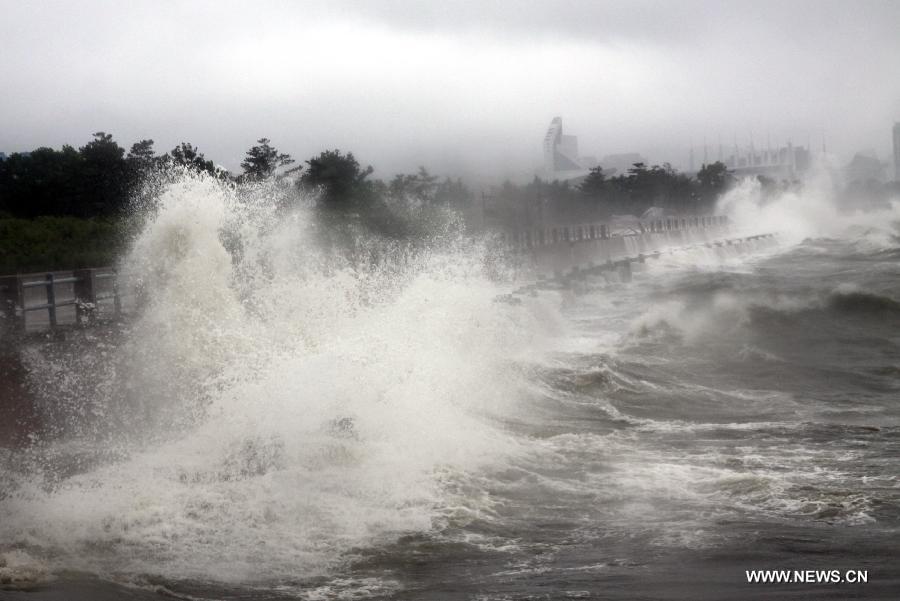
[{"xmin": 0, "ymin": 172, "xmax": 557, "ymax": 584}]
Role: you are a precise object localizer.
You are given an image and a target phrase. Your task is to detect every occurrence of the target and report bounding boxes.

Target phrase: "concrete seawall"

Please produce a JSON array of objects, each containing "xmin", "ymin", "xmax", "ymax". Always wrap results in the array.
[
  {"xmin": 523, "ymin": 223, "xmax": 732, "ymax": 280},
  {"xmin": 0, "ymin": 217, "xmax": 742, "ymax": 336}
]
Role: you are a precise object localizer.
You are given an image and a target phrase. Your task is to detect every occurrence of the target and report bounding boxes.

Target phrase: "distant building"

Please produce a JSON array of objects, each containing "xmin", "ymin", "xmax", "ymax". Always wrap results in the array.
[
  {"xmin": 542, "ymin": 117, "xmax": 595, "ymax": 178},
  {"xmin": 723, "ymin": 142, "xmax": 810, "ymax": 180},
  {"xmin": 0, "ymin": 152, "xmax": 6, "ymax": 161},
  {"xmin": 844, "ymin": 151, "xmax": 886, "ymax": 184},
  {"xmin": 893, "ymin": 122, "xmax": 900, "ymax": 181}
]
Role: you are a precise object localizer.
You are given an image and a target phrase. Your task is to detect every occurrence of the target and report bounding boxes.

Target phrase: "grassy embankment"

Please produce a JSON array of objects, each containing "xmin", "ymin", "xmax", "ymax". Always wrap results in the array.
[{"xmin": 0, "ymin": 217, "xmax": 126, "ymax": 274}]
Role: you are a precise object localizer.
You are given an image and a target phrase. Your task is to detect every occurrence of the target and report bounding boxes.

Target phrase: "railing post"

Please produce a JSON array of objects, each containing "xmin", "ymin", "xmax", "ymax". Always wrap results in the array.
[
  {"xmin": 111, "ymin": 271, "xmax": 120, "ymax": 317},
  {"xmin": 0, "ymin": 276, "xmax": 18, "ymax": 319},
  {"xmin": 45, "ymin": 273, "xmax": 58, "ymax": 329},
  {"xmin": 73, "ymin": 268, "xmax": 97, "ymax": 326},
  {"xmin": 0, "ymin": 275, "xmax": 23, "ymax": 340}
]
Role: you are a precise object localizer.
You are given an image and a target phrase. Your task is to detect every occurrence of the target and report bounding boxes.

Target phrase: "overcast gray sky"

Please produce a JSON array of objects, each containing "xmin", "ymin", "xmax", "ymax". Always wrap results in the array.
[{"xmin": 2, "ymin": 0, "xmax": 899, "ymax": 180}]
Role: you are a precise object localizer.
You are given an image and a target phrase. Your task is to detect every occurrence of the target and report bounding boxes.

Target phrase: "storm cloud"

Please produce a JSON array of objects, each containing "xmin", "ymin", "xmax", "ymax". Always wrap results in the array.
[{"xmin": 1, "ymin": 0, "xmax": 898, "ymax": 179}]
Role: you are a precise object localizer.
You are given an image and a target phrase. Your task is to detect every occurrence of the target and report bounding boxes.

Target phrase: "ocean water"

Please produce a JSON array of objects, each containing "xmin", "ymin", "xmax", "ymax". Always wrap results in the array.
[{"xmin": 1, "ymin": 175, "xmax": 899, "ymax": 600}]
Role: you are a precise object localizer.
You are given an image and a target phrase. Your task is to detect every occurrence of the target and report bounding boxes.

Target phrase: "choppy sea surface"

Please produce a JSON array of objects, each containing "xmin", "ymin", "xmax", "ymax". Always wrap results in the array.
[{"xmin": 1, "ymin": 177, "xmax": 899, "ymax": 599}]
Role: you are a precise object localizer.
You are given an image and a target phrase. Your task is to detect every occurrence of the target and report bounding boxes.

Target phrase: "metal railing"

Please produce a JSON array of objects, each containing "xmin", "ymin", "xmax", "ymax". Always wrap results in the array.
[
  {"xmin": 0, "ymin": 268, "xmax": 122, "ymax": 335},
  {"xmin": 0, "ymin": 215, "xmax": 730, "ymax": 334},
  {"xmin": 498, "ymin": 214, "xmax": 729, "ymax": 249}
]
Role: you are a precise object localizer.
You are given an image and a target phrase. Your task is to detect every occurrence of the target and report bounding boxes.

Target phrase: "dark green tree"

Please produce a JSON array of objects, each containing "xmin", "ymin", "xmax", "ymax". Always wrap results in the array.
[
  {"xmin": 607, "ymin": 162, "xmax": 695, "ymax": 213},
  {"xmin": 578, "ymin": 166, "xmax": 606, "ymax": 196},
  {"xmin": 126, "ymin": 139, "xmax": 159, "ymax": 184},
  {"xmin": 299, "ymin": 150, "xmax": 374, "ymax": 209},
  {"xmin": 240, "ymin": 138, "xmax": 295, "ymax": 180},
  {"xmin": 125, "ymin": 139, "xmax": 165, "ymax": 205},
  {"xmin": 164, "ymin": 142, "xmax": 220, "ymax": 176},
  {"xmin": 127, "ymin": 139, "xmax": 157, "ymax": 170},
  {"xmin": 0, "ymin": 146, "xmax": 85, "ymax": 217},
  {"xmin": 389, "ymin": 166, "xmax": 439, "ymax": 203},
  {"xmin": 78, "ymin": 132, "xmax": 129, "ymax": 215},
  {"xmin": 433, "ymin": 177, "xmax": 472, "ymax": 207},
  {"xmin": 695, "ymin": 161, "xmax": 733, "ymax": 207},
  {"xmin": 696, "ymin": 161, "xmax": 732, "ymax": 193}
]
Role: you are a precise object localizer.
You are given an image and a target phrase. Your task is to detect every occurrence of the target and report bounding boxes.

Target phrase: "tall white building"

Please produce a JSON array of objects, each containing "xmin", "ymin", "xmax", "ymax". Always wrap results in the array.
[{"xmin": 543, "ymin": 117, "xmax": 594, "ymax": 175}]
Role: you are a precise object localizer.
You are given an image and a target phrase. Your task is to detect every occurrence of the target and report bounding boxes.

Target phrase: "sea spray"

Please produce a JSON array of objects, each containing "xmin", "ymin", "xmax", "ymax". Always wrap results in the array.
[
  {"xmin": 716, "ymin": 162, "xmax": 900, "ymax": 245},
  {"xmin": 0, "ymin": 171, "xmax": 559, "ymax": 584}
]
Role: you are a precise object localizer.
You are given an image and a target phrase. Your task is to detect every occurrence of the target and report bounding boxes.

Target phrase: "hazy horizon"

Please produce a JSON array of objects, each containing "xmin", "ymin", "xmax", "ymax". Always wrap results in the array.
[{"xmin": 2, "ymin": 0, "xmax": 899, "ymax": 181}]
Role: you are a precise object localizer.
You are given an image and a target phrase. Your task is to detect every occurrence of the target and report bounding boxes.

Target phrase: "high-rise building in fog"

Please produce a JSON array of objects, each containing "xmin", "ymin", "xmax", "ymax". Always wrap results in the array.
[
  {"xmin": 542, "ymin": 117, "xmax": 596, "ymax": 175},
  {"xmin": 893, "ymin": 122, "xmax": 900, "ymax": 181}
]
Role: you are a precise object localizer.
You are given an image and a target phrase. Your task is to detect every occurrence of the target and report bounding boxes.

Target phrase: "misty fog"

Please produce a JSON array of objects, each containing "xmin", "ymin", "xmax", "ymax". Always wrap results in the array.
[{"xmin": 2, "ymin": 0, "xmax": 899, "ymax": 180}]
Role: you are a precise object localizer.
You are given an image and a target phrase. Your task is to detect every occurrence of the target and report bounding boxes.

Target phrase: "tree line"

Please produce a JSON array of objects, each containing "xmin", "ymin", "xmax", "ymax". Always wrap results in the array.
[
  {"xmin": 0, "ymin": 133, "xmax": 483, "ymax": 271},
  {"xmin": 484, "ymin": 161, "xmax": 734, "ymax": 229},
  {"xmin": 0, "ymin": 133, "xmax": 474, "ymax": 223},
  {"xmin": 1, "ymin": 133, "xmax": 739, "ymax": 223}
]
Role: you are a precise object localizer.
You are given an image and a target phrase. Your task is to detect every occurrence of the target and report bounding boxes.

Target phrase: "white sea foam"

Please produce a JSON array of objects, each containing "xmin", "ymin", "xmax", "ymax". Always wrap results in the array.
[
  {"xmin": 716, "ymin": 162, "xmax": 900, "ymax": 247},
  {"xmin": 3, "ymin": 168, "xmax": 896, "ymax": 589},
  {"xmin": 0, "ymin": 172, "xmax": 561, "ymax": 583}
]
